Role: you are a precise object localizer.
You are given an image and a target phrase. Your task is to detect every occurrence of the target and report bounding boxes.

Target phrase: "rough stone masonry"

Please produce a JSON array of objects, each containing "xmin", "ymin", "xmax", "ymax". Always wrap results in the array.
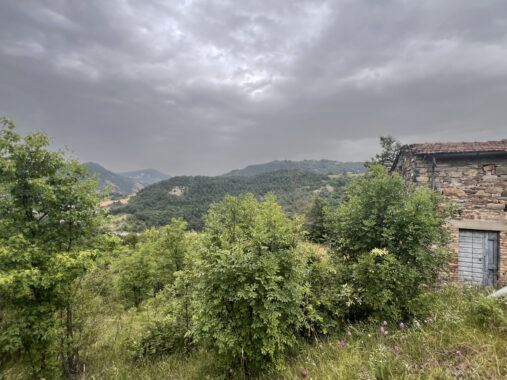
[{"xmin": 391, "ymin": 139, "xmax": 507, "ymax": 287}]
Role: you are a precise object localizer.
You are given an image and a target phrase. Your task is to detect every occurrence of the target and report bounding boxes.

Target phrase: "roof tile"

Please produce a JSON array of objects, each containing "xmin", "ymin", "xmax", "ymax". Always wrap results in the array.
[{"xmin": 407, "ymin": 139, "xmax": 507, "ymax": 155}]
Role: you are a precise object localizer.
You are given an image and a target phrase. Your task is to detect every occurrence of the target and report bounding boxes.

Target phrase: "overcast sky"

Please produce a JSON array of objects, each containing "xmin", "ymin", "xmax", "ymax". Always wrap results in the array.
[{"xmin": 1, "ymin": 1, "xmax": 506, "ymax": 175}]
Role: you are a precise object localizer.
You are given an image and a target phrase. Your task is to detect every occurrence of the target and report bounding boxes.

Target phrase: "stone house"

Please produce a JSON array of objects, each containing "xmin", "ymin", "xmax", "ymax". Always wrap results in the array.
[{"xmin": 390, "ymin": 139, "xmax": 507, "ymax": 287}]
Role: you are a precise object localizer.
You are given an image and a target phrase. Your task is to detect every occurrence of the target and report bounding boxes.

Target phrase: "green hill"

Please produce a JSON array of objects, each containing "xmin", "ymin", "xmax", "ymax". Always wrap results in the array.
[
  {"xmin": 222, "ymin": 159, "xmax": 366, "ymax": 177},
  {"xmin": 84, "ymin": 162, "xmax": 143, "ymax": 194},
  {"xmin": 110, "ymin": 169, "xmax": 349, "ymax": 231}
]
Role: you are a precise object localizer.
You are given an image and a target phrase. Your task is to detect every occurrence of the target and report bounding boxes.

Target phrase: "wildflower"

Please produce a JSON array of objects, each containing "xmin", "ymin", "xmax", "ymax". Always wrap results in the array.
[
  {"xmin": 401, "ymin": 335, "xmax": 406, "ymax": 340},
  {"xmin": 424, "ymin": 320, "xmax": 428, "ymax": 323},
  {"xmin": 416, "ymin": 321, "xmax": 421, "ymax": 328},
  {"xmin": 456, "ymin": 350, "xmax": 461, "ymax": 356},
  {"xmin": 319, "ymin": 344, "xmax": 322, "ymax": 348},
  {"xmin": 302, "ymin": 370, "xmax": 307, "ymax": 377},
  {"xmin": 394, "ymin": 346, "xmax": 399, "ymax": 352},
  {"xmin": 338, "ymin": 344, "xmax": 343, "ymax": 349},
  {"xmin": 431, "ymin": 313, "xmax": 435, "ymax": 317},
  {"xmin": 399, "ymin": 322, "xmax": 404, "ymax": 328},
  {"xmin": 384, "ymin": 330, "xmax": 388, "ymax": 335},
  {"xmin": 380, "ymin": 327, "xmax": 385, "ymax": 333},
  {"xmin": 433, "ymin": 360, "xmax": 438, "ymax": 365},
  {"xmin": 383, "ymin": 321, "xmax": 388, "ymax": 325},
  {"xmin": 429, "ymin": 318, "xmax": 433, "ymax": 323},
  {"xmin": 347, "ymin": 331, "xmax": 352, "ymax": 336},
  {"xmin": 488, "ymin": 358, "xmax": 493, "ymax": 363},
  {"xmin": 229, "ymin": 368, "xmax": 233, "ymax": 373},
  {"xmin": 341, "ymin": 340, "xmax": 345, "ymax": 345}
]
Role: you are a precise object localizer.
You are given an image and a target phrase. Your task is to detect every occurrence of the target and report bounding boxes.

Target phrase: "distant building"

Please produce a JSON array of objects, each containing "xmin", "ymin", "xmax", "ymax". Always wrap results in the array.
[{"xmin": 390, "ymin": 139, "xmax": 507, "ymax": 287}]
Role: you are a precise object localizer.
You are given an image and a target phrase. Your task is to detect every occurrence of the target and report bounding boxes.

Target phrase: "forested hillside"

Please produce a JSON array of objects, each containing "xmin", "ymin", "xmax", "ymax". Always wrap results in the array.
[
  {"xmin": 222, "ymin": 159, "xmax": 366, "ymax": 176},
  {"xmin": 111, "ymin": 169, "xmax": 348, "ymax": 231}
]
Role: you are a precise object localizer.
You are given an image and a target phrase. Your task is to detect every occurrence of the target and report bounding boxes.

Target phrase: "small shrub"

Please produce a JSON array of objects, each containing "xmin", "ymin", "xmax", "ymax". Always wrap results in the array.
[
  {"xmin": 300, "ymin": 243, "xmax": 348, "ymax": 336},
  {"xmin": 468, "ymin": 296, "xmax": 506, "ymax": 331},
  {"xmin": 352, "ymin": 248, "xmax": 419, "ymax": 321}
]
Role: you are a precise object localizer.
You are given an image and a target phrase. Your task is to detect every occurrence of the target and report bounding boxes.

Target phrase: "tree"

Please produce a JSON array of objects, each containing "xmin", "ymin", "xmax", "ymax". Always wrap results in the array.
[
  {"xmin": 325, "ymin": 165, "xmax": 453, "ymax": 320},
  {"xmin": 0, "ymin": 118, "xmax": 105, "ymax": 378},
  {"xmin": 116, "ymin": 219, "xmax": 189, "ymax": 307},
  {"xmin": 192, "ymin": 194, "xmax": 304, "ymax": 375},
  {"xmin": 303, "ymin": 195, "xmax": 329, "ymax": 243},
  {"xmin": 365, "ymin": 135, "xmax": 402, "ymax": 167}
]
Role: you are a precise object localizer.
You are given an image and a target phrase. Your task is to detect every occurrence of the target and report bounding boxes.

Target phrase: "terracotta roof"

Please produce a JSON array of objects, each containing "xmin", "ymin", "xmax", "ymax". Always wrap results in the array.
[{"xmin": 406, "ymin": 139, "xmax": 507, "ymax": 155}]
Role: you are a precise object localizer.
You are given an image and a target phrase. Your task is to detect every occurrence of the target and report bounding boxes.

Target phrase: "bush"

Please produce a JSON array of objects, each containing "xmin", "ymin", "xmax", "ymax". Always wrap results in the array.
[
  {"xmin": 325, "ymin": 165, "xmax": 454, "ymax": 321},
  {"xmin": 468, "ymin": 296, "xmax": 506, "ymax": 331},
  {"xmin": 299, "ymin": 242, "xmax": 348, "ymax": 336},
  {"xmin": 192, "ymin": 194, "xmax": 304, "ymax": 375},
  {"xmin": 352, "ymin": 248, "xmax": 419, "ymax": 321}
]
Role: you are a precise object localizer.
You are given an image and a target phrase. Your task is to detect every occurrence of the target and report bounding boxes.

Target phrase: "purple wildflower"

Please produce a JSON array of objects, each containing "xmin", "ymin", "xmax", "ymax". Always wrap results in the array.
[
  {"xmin": 416, "ymin": 321, "xmax": 421, "ymax": 328},
  {"xmin": 384, "ymin": 330, "xmax": 388, "ymax": 335},
  {"xmin": 302, "ymin": 370, "xmax": 307, "ymax": 377},
  {"xmin": 347, "ymin": 331, "xmax": 352, "ymax": 336},
  {"xmin": 429, "ymin": 318, "xmax": 433, "ymax": 323},
  {"xmin": 383, "ymin": 321, "xmax": 388, "ymax": 325},
  {"xmin": 319, "ymin": 343, "xmax": 322, "ymax": 348},
  {"xmin": 488, "ymin": 358, "xmax": 493, "ymax": 363},
  {"xmin": 338, "ymin": 344, "xmax": 343, "ymax": 349},
  {"xmin": 341, "ymin": 340, "xmax": 345, "ymax": 345},
  {"xmin": 394, "ymin": 346, "xmax": 399, "ymax": 351},
  {"xmin": 399, "ymin": 322, "xmax": 404, "ymax": 328},
  {"xmin": 380, "ymin": 326, "xmax": 385, "ymax": 333},
  {"xmin": 424, "ymin": 320, "xmax": 428, "ymax": 323},
  {"xmin": 456, "ymin": 350, "xmax": 461, "ymax": 356},
  {"xmin": 433, "ymin": 360, "xmax": 438, "ymax": 365},
  {"xmin": 229, "ymin": 368, "xmax": 233, "ymax": 373}
]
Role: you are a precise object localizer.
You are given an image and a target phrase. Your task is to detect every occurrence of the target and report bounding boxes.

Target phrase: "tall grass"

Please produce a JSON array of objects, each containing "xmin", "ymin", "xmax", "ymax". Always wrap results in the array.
[{"xmin": 1, "ymin": 285, "xmax": 505, "ymax": 379}]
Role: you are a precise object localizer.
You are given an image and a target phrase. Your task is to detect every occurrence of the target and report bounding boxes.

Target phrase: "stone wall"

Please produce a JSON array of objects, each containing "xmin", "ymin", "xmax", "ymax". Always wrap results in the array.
[
  {"xmin": 399, "ymin": 155, "xmax": 507, "ymax": 222},
  {"xmin": 393, "ymin": 153, "xmax": 507, "ymax": 286}
]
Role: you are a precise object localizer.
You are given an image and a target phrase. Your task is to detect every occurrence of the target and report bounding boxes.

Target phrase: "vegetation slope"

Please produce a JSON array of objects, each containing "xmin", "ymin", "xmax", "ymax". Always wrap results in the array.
[
  {"xmin": 222, "ymin": 159, "xmax": 366, "ymax": 177},
  {"xmin": 110, "ymin": 169, "xmax": 349, "ymax": 231}
]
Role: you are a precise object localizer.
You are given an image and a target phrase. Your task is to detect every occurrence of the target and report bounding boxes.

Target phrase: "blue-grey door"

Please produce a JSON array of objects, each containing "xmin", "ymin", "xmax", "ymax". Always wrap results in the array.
[{"xmin": 458, "ymin": 229, "xmax": 498, "ymax": 286}]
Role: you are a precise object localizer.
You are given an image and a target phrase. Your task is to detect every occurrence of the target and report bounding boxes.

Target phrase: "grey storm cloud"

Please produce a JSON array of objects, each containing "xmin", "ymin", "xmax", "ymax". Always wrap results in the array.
[{"xmin": 1, "ymin": 0, "xmax": 506, "ymax": 175}]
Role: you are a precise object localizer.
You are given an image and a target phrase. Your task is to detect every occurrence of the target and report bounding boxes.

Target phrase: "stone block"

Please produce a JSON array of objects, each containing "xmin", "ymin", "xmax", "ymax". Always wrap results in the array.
[
  {"xmin": 465, "ymin": 169, "xmax": 479, "ymax": 177},
  {"xmin": 442, "ymin": 188, "xmax": 466, "ymax": 197},
  {"xmin": 486, "ymin": 203, "xmax": 505, "ymax": 210}
]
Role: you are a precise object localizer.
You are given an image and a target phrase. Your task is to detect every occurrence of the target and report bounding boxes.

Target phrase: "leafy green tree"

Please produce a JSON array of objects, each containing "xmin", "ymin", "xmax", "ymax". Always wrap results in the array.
[
  {"xmin": 303, "ymin": 195, "xmax": 329, "ymax": 243},
  {"xmin": 365, "ymin": 135, "xmax": 402, "ymax": 167},
  {"xmin": 0, "ymin": 118, "xmax": 105, "ymax": 378},
  {"xmin": 192, "ymin": 194, "xmax": 304, "ymax": 375},
  {"xmin": 116, "ymin": 219, "xmax": 189, "ymax": 307},
  {"xmin": 325, "ymin": 165, "xmax": 453, "ymax": 320}
]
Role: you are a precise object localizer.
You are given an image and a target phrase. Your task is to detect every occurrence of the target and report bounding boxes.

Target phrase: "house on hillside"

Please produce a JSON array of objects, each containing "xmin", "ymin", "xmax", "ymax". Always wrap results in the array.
[{"xmin": 390, "ymin": 139, "xmax": 507, "ymax": 287}]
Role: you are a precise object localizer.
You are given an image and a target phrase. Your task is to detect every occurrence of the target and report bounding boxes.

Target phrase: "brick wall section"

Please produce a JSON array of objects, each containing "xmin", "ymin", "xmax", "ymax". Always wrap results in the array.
[{"xmin": 500, "ymin": 231, "xmax": 507, "ymax": 287}]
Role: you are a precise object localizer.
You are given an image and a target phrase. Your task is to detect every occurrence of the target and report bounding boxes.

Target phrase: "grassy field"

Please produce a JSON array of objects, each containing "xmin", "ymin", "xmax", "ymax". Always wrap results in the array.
[{"xmin": 1, "ymin": 285, "xmax": 505, "ymax": 379}]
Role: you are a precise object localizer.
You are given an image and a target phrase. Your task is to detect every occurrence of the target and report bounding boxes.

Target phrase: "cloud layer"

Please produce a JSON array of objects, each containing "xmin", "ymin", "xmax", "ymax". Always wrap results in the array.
[{"xmin": 1, "ymin": 0, "xmax": 506, "ymax": 174}]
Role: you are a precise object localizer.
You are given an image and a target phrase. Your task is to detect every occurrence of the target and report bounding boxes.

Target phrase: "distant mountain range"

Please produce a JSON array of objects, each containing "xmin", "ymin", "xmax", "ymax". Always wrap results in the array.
[
  {"xmin": 222, "ymin": 159, "xmax": 366, "ymax": 177},
  {"xmin": 119, "ymin": 169, "xmax": 170, "ymax": 186},
  {"xmin": 83, "ymin": 162, "xmax": 169, "ymax": 194}
]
